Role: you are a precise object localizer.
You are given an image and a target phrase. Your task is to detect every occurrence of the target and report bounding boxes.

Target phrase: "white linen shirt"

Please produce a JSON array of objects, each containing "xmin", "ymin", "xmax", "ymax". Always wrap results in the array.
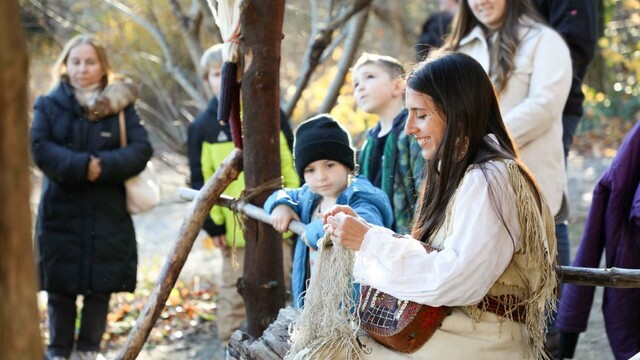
[{"xmin": 354, "ymin": 161, "xmax": 520, "ymax": 307}]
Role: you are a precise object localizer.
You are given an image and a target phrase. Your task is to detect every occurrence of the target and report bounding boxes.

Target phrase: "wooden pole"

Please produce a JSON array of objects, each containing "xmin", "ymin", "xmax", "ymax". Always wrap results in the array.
[
  {"xmin": 178, "ymin": 189, "xmax": 307, "ymax": 236},
  {"xmin": 240, "ymin": 0, "xmax": 288, "ymax": 338},
  {"xmin": 557, "ymin": 266, "xmax": 640, "ymax": 288},
  {"xmin": 179, "ymin": 188, "xmax": 640, "ymax": 290},
  {"xmin": 116, "ymin": 149, "xmax": 243, "ymax": 360},
  {"xmin": 0, "ymin": 1, "xmax": 43, "ymax": 358},
  {"xmin": 317, "ymin": 5, "xmax": 370, "ymax": 113}
]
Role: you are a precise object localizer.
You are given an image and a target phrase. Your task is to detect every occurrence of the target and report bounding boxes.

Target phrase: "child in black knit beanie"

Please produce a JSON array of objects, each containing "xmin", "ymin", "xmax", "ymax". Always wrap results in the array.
[{"xmin": 263, "ymin": 114, "xmax": 393, "ymax": 308}]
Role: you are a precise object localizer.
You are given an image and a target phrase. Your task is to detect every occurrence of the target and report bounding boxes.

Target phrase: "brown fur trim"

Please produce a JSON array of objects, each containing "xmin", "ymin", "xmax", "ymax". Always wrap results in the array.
[{"xmin": 85, "ymin": 78, "xmax": 138, "ymax": 121}]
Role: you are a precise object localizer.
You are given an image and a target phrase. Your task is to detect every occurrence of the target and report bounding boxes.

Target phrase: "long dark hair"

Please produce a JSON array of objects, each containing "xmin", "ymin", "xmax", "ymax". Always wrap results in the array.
[
  {"xmin": 409, "ymin": 52, "xmax": 540, "ymax": 243},
  {"xmin": 441, "ymin": 0, "xmax": 544, "ymax": 92}
]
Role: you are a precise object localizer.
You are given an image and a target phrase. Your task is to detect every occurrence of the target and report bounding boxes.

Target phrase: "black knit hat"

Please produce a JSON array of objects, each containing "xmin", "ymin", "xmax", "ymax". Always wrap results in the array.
[{"xmin": 294, "ymin": 114, "xmax": 355, "ymax": 179}]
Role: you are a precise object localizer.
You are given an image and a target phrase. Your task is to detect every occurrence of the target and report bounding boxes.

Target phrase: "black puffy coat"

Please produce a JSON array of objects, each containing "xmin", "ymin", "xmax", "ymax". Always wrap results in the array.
[
  {"xmin": 415, "ymin": 11, "xmax": 454, "ymax": 61},
  {"xmin": 31, "ymin": 81, "xmax": 152, "ymax": 295},
  {"xmin": 533, "ymin": 0, "xmax": 597, "ymax": 117}
]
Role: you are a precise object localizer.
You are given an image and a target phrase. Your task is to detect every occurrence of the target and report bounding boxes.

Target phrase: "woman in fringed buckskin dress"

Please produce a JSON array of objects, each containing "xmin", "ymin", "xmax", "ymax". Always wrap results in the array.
[{"xmin": 323, "ymin": 52, "xmax": 557, "ymax": 359}]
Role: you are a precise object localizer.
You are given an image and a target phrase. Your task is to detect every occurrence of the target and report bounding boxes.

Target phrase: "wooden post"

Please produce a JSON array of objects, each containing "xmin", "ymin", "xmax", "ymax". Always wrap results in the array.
[
  {"xmin": 0, "ymin": 0, "xmax": 43, "ymax": 358},
  {"xmin": 179, "ymin": 188, "xmax": 640, "ymax": 290},
  {"xmin": 117, "ymin": 149, "xmax": 243, "ymax": 360},
  {"xmin": 178, "ymin": 189, "xmax": 307, "ymax": 236},
  {"xmin": 557, "ymin": 266, "xmax": 640, "ymax": 288},
  {"xmin": 240, "ymin": 0, "xmax": 287, "ymax": 338}
]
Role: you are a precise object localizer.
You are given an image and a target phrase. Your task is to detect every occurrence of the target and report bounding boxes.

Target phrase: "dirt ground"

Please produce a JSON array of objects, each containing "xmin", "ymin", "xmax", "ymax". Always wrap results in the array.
[{"xmin": 37, "ymin": 151, "xmax": 616, "ymax": 360}]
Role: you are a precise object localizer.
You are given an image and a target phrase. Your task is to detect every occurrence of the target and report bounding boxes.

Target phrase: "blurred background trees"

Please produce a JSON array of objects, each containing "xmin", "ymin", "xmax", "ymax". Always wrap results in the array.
[
  {"xmin": 576, "ymin": 0, "xmax": 639, "ymax": 155},
  {"xmin": 20, "ymin": 0, "xmax": 639, "ymax": 161}
]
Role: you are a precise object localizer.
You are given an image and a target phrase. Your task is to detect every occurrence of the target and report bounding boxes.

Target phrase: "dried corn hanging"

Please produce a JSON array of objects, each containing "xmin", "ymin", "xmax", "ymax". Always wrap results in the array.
[{"xmin": 208, "ymin": 0, "xmax": 243, "ymax": 149}]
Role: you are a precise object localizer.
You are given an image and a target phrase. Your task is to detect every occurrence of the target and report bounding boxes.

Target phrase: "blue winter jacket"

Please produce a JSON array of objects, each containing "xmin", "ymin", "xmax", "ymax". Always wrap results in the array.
[{"xmin": 264, "ymin": 176, "xmax": 393, "ymax": 308}]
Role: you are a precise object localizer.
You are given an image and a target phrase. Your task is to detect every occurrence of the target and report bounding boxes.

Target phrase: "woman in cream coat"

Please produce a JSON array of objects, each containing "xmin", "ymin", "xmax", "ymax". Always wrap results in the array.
[{"xmin": 441, "ymin": 0, "xmax": 572, "ymax": 233}]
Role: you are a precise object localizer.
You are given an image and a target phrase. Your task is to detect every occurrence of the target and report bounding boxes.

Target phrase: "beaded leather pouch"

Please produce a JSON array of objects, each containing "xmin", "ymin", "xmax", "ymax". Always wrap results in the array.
[{"xmin": 357, "ymin": 242, "xmax": 449, "ymax": 354}]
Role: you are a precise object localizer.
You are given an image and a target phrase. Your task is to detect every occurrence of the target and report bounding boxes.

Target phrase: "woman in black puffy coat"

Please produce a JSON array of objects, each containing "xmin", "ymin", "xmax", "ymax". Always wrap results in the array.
[{"xmin": 30, "ymin": 34, "xmax": 152, "ymax": 360}]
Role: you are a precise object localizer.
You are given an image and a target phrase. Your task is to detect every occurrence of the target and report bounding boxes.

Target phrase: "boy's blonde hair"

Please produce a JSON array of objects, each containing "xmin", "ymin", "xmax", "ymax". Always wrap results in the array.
[
  {"xmin": 199, "ymin": 44, "xmax": 224, "ymax": 80},
  {"xmin": 52, "ymin": 34, "xmax": 112, "ymax": 89},
  {"xmin": 353, "ymin": 52, "xmax": 405, "ymax": 79}
]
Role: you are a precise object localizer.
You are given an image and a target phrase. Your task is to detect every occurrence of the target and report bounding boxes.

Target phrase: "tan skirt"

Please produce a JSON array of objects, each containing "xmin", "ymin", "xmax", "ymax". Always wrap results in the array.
[{"xmin": 313, "ymin": 308, "xmax": 532, "ymax": 360}]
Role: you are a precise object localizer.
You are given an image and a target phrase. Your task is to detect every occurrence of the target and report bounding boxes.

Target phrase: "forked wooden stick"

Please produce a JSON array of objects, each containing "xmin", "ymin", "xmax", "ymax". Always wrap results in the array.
[{"xmin": 116, "ymin": 149, "xmax": 243, "ymax": 360}]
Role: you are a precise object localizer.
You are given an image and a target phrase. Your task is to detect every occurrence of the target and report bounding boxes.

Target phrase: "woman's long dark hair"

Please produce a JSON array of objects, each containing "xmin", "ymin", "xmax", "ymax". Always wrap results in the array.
[
  {"xmin": 409, "ymin": 52, "xmax": 541, "ymax": 243},
  {"xmin": 441, "ymin": 0, "xmax": 544, "ymax": 92}
]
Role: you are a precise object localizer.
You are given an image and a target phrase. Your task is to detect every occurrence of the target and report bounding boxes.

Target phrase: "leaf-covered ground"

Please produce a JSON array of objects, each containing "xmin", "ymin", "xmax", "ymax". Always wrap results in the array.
[{"xmin": 38, "ymin": 273, "xmax": 223, "ymax": 358}]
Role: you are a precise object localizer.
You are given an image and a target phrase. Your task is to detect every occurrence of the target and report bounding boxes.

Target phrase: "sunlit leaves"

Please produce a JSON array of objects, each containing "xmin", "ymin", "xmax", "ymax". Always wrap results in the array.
[{"xmin": 578, "ymin": 0, "xmax": 639, "ymax": 155}]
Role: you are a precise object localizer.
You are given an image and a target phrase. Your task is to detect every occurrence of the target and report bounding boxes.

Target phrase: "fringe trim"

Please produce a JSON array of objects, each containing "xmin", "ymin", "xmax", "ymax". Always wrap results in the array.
[
  {"xmin": 84, "ymin": 78, "xmax": 138, "ymax": 121},
  {"xmin": 466, "ymin": 160, "xmax": 557, "ymax": 360},
  {"xmin": 285, "ymin": 234, "xmax": 362, "ymax": 360}
]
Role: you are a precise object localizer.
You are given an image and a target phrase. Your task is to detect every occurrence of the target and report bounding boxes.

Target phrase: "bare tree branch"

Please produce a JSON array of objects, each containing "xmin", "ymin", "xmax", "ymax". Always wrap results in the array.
[
  {"xmin": 325, "ymin": 0, "xmax": 370, "ymax": 32},
  {"xmin": 103, "ymin": 0, "xmax": 207, "ymax": 107},
  {"xmin": 371, "ymin": 2, "xmax": 416, "ymax": 47},
  {"xmin": 328, "ymin": 0, "xmax": 336, "ymax": 18},
  {"xmin": 283, "ymin": 0, "xmax": 373, "ymax": 118},
  {"xmin": 318, "ymin": 5, "xmax": 370, "ymax": 113},
  {"xmin": 310, "ymin": 0, "xmax": 319, "ymax": 34},
  {"xmin": 104, "ymin": 0, "xmax": 172, "ymax": 63},
  {"xmin": 136, "ymin": 56, "xmax": 181, "ymax": 117},
  {"xmin": 124, "ymin": 58, "xmax": 189, "ymax": 152},
  {"xmin": 137, "ymin": 103, "xmax": 186, "ymax": 154},
  {"xmin": 25, "ymin": 0, "xmax": 93, "ymax": 36},
  {"xmin": 197, "ymin": 0, "xmax": 222, "ymax": 39},
  {"xmin": 319, "ymin": 28, "xmax": 347, "ymax": 63},
  {"xmin": 190, "ymin": 1, "xmax": 205, "ymax": 44},
  {"xmin": 168, "ymin": 0, "xmax": 204, "ymax": 71}
]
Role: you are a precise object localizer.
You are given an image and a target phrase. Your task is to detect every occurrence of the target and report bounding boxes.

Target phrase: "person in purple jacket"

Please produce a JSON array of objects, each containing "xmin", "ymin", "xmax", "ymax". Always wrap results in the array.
[{"xmin": 556, "ymin": 122, "xmax": 640, "ymax": 360}]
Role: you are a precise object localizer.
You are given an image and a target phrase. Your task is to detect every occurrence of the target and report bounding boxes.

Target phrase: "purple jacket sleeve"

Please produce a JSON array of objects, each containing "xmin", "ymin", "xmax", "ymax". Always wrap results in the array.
[
  {"xmin": 556, "ymin": 174, "xmax": 609, "ymax": 333},
  {"xmin": 632, "ymin": 182, "xmax": 640, "ymax": 229}
]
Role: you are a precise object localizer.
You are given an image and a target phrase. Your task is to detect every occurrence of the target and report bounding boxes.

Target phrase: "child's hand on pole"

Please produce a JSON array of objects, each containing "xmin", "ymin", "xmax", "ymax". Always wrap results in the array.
[{"xmin": 270, "ymin": 204, "xmax": 300, "ymax": 233}]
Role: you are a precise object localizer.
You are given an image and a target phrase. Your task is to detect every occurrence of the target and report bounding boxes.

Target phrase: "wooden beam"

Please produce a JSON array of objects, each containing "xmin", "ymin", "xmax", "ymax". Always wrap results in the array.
[
  {"xmin": 240, "ymin": 0, "xmax": 287, "ymax": 338},
  {"xmin": 116, "ymin": 149, "xmax": 243, "ymax": 360},
  {"xmin": 557, "ymin": 266, "xmax": 640, "ymax": 288},
  {"xmin": 178, "ymin": 189, "xmax": 307, "ymax": 236},
  {"xmin": 228, "ymin": 307, "xmax": 298, "ymax": 360},
  {"xmin": 0, "ymin": 0, "xmax": 43, "ymax": 357},
  {"xmin": 179, "ymin": 188, "xmax": 640, "ymax": 290}
]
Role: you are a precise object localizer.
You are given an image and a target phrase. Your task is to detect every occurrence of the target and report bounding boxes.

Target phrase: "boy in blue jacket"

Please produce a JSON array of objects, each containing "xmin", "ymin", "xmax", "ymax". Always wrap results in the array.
[{"xmin": 264, "ymin": 114, "xmax": 393, "ymax": 308}]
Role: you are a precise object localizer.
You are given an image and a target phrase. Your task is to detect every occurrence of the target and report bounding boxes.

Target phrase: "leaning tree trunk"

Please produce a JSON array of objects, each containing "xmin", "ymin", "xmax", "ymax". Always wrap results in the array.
[
  {"xmin": 116, "ymin": 150, "xmax": 243, "ymax": 360},
  {"xmin": 0, "ymin": 0, "xmax": 43, "ymax": 358},
  {"xmin": 240, "ymin": 0, "xmax": 288, "ymax": 338}
]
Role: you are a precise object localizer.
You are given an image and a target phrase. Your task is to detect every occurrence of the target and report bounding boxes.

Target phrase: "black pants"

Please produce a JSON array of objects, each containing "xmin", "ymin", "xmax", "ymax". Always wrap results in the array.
[{"xmin": 46, "ymin": 292, "xmax": 110, "ymax": 357}]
